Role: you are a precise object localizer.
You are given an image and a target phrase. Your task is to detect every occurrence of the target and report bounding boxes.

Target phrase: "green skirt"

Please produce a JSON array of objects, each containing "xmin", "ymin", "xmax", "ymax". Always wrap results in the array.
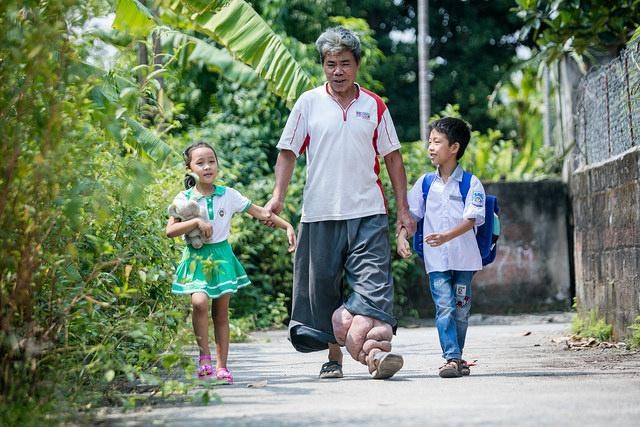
[{"xmin": 172, "ymin": 240, "xmax": 251, "ymax": 299}]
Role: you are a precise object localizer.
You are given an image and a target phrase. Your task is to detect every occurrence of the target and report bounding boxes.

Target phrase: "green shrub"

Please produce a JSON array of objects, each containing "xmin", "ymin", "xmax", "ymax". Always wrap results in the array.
[
  {"xmin": 571, "ymin": 310, "xmax": 613, "ymax": 341},
  {"xmin": 628, "ymin": 316, "xmax": 640, "ymax": 349}
]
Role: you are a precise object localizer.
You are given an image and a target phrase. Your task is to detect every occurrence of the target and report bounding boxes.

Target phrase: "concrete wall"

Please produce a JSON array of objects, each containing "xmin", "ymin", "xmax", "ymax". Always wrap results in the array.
[
  {"xmin": 474, "ymin": 181, "xmax": 572, "ymax": 313},
  {"xmin": 407, "ymin": 180, "xmax": 573, "ymax": 316},
  {"xmin": 570, "ymin": 147, "xmax": 640, "ymax": 339}
]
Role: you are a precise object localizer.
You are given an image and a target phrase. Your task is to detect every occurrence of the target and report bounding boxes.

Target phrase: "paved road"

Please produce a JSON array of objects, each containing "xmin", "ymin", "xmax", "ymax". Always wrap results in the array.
[{"xmin": 105, "ymin": 314, "xmax": 640, "ymax": 426}]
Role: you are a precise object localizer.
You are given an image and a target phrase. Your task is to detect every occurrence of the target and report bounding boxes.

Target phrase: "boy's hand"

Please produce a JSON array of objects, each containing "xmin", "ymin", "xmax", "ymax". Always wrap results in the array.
[
  {"xmin": 285, "ymin": 225, "xmax": 297, "ymax": 253},
  {"xmin": 396, "ymin": 235, "xmax": 412, "ymax": 258},
  {"xmin": 425, "ymin": 232, "xmax": 448, "ymax": 247}
]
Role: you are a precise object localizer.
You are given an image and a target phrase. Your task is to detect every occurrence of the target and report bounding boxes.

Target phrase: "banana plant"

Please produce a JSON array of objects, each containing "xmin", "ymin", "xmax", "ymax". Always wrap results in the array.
[{"xmin": 113, "ymin": 0, "xmax": 311, "ymax": 106}]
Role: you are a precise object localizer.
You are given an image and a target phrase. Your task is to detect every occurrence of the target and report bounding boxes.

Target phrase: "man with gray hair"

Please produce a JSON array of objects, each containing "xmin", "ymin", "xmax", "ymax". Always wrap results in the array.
[{"xmin": 265, "ymin": 26, "xmax": 415, "ymax": 380}]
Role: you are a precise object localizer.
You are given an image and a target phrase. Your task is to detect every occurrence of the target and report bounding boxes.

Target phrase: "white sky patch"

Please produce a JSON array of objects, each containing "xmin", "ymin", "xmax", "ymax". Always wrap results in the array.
[
  {"xmin": 389, "ymin": 27, "xmax": 416, "ymax": 44},
  {"xmin": 516, "ymin": 44, "xmax": 532, "ymax": 60},
  {"xmin": 82, "ymin": 13, "xmax": 120, "ymax": 70}
]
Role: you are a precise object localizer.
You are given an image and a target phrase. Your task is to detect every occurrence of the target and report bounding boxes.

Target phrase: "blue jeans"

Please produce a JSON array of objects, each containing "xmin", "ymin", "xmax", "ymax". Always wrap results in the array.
[{"xmin": 428, "ymin": 271, "xmax": 473, "ymax": 361}]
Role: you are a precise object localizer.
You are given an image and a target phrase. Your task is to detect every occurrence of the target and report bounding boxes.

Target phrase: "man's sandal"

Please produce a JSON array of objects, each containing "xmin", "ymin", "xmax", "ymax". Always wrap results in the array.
[
  {"xmin": 371, "ymin": 352, "xmax": 404, "ymax": 379},
  {"xmin": 319, "ymin": 361, "xmax": 343, "ymax": 379},
  {"xmin": 197, "ymin": 355, "xmax": 214, "ymax": 378},
  {"xmin": 216, "ymin": 367, "xmax": 234, "ymax": 385}
]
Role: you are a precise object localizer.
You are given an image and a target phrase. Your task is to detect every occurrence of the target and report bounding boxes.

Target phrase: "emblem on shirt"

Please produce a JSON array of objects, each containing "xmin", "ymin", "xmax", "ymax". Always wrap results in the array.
[
  {"xmin": 472, "ymin": 191, "xmax": 484, "ymax": 207},
  {"xmin": 218, "ymin": 208, "xmax": 225, "ymax": 218},
  {"xmin": 356, "ymin": 111, "xmax": 371, "ymax": 120}
]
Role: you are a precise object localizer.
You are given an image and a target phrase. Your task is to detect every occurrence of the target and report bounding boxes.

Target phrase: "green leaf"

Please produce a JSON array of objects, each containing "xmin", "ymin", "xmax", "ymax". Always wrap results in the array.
[
  {"xmin": 181, "ymin": 0, "xmax": 311, "ymax": 106},
  {"xmin": 161, "ymin": 31, "xmax": 259, "ymax": 86},
  {"xmin": 104, "ymin": 369, "xmax": 115, "ymax": 382},
  {"xmin": 122, "ymin": 116, "xmax": 174, "ymax": 163},
  {"xmin": 113, "ymin": 0, "xmax": 157, "ymax": 38}
]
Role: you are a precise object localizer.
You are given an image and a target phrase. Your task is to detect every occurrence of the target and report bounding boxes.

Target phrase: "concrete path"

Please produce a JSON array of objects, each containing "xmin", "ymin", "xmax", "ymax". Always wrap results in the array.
[{"xmin": 105, "ymin": 314, "xmax": 640, "ymax": 426}]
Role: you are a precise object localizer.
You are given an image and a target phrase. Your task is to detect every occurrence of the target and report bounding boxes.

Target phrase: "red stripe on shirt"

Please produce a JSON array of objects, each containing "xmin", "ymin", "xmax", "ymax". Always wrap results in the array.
[
  {"xmin": 288, "ymin": 113, "xmax": 302, "ymax": 146},
  {"xmin": 299, "ymin": 134, "xmax": 310, "ymax": 155},
  {"xmin": 360, "ymin": 88, "xmax": 389, "ymax": 212}
]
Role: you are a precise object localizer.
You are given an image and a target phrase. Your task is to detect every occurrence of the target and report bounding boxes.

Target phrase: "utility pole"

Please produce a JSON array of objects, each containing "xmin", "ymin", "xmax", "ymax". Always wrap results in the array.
[{"xmin": 417, "ymin": 0, "xmax": 430, "ymax": 142}]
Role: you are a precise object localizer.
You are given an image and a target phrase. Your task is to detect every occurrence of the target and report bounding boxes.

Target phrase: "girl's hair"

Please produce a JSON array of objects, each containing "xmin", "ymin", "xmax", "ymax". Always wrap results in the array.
[
  {"xmin": 182, "ymin": 142, "xmax": 218, "ymax": 189},
  {"xmin": 182, "ymin": 141, "xmax": 217, "ymax": 167}
]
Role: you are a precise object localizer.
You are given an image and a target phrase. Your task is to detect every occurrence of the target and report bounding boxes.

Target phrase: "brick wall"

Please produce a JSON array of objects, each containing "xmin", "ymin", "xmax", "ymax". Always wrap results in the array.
[{"xmin": 571, "ymin": 147, "xmax": 640, "ymax": 339}]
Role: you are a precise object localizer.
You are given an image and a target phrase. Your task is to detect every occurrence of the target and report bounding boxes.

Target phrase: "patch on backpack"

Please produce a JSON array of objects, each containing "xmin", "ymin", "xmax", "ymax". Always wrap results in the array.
[
  {"xmin": 472, "ymin": 191, "xmax": 484, "ymax": 207},
  {"xmin": 356, "ymin": 111, "xmax": 370, "ymax": 120}
]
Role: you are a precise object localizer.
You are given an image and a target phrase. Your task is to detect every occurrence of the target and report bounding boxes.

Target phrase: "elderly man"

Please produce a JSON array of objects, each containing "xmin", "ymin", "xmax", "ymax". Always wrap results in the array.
[{"xmin": 265, "ymin": 26, "xmax": 415, "ymax": 379}]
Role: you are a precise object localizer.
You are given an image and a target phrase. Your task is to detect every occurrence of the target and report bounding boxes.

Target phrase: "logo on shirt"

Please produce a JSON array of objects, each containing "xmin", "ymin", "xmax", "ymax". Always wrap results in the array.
[
  {"xmin": 218, "ymin": 208, "xmax": 225, "ymax": 218},
  {"xmin": 472, "ymin": 191, "xmax": 484, "ymax": 207},
  {"xmin": 356, "ymin": 111, "xmax": 371, "ymax": 120}
]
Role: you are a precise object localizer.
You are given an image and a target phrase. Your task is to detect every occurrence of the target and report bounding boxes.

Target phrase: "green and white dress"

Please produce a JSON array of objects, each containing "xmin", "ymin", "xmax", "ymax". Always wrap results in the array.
[{"xmin": 171, "ymin": 186, "xmax": 252, "ymax": 299}]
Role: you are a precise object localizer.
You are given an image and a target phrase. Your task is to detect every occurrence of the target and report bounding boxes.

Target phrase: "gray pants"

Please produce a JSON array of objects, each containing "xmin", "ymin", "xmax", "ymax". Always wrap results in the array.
[{"xmin": 288, "ymin": 214, "xmax": 397, "ymax": 353}]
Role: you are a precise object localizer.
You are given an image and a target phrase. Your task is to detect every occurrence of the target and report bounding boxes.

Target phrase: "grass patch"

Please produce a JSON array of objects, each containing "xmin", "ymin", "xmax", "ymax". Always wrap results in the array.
[
  {"xmin": 571, "ymin": 310, "xmax": 613, "ymax": 341},
  {"xmin": 628, "ymin": 316, "xmax": 640, "ymax": 349}
]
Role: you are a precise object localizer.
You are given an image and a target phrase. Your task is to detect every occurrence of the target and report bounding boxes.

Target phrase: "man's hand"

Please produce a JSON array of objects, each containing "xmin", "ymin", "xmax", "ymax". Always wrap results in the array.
[
  {"xmin": 396, "ymin": 206, "xmax": 416, "ymax": 237},
  {"xmin": 261, "ymin": 197, "xmax": 284, "ymax": 228}
]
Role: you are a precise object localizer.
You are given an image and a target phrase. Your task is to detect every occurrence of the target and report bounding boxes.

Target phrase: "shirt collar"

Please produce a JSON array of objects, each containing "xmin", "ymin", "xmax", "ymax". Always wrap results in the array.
[
  {"xmin": 436, "ymin": 164, "xmax": 463, "ymax": 182},
  {"xmin": 323, "ymin": 82, "xmax": 361, "ymax": 99},
  {"xmin": 190, "ymin": 185, "xmax": 226, "ymax": 200}
]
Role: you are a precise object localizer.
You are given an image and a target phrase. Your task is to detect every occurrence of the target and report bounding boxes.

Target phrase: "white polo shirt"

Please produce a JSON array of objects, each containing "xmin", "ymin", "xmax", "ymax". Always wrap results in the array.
[
  {"xmin": 172, "ymin": 186, "xmax": 251, "ymax": 244},
  {"xmin": 277, "ymin": 83, "xmax": 401, "ymax": 222},
  {"xmin": 407, "ymin": 166, "xmax": 486, "ymax": 273}
]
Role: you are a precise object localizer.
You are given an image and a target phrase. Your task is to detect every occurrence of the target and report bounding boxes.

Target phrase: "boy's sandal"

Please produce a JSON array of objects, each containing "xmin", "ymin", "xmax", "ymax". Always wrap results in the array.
[
  {"xmin": 197, "ymin": 355, "xmax": 214, "ymax": 378},
  {"xmin": 460, "ymin": 359, "xmax": 477, "ymax": 376},
  {"xmin": 319, "ymin": 361, "xmax": 343, "ymax": 379},
  {"xmin": 439, "ymin": 359, "xmax": 463, "ymax": 378},
  {"xmin": 216, "ymin": 367, "xmax": 234, "ymax": 384}
]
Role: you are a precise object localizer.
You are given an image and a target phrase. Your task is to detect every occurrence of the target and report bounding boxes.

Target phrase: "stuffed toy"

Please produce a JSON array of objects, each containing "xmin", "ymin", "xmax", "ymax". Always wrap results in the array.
[{"xmin": 167, "ymin": 198, "xmax": 208, "ymax": 249}]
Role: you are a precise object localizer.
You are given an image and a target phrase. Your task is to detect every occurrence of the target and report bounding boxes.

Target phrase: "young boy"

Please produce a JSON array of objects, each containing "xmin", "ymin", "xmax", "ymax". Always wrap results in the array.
[{"xmin": 397, "ymin": 117, "xmax": 486, "ymax": 378}]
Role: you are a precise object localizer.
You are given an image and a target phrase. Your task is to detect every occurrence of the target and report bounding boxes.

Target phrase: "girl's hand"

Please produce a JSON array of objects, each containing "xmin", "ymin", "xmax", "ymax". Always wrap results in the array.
[
  {"xmin": 396, "ymin": 236, "xmax": 412, "ymax": 258},
  {"xmin": 197, "ymin": 219, "xmax": 213, "ymax": 239},
  {"xmin": 285, "ymin": 225, "xmax": 297, "ymax": 253}
]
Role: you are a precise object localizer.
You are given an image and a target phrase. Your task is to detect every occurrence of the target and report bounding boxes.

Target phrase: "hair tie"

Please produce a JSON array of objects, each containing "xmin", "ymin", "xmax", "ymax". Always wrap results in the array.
[{"xmin": 184, "ymin": 172, "xmax": 199, "ymax": 189}]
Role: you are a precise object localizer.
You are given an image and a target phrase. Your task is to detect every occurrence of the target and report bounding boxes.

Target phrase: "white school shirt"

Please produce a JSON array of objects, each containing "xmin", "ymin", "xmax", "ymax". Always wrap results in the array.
[
  {"xmin": 171, "ymin": 186, "xmax": 251, "ymax": 244},
  {"xmin": 276, "ymin": 83, "xmax": 401, "ymax": 222},
  {"xmin": 407, "ymin": 166, "xmax": 486, "ymax": 273}
]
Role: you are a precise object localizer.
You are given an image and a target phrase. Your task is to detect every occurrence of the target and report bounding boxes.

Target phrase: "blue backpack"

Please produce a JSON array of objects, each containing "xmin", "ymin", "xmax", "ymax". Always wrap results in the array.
[{"xmin": 412, "ymin": 170, "xmax": 500, "ymax": 266}]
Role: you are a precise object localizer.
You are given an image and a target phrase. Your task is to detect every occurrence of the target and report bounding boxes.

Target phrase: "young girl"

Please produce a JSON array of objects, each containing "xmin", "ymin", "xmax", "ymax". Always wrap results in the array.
[{"xmin": 166, "ymin": 142, "xmax": 296, "ymax": 384}]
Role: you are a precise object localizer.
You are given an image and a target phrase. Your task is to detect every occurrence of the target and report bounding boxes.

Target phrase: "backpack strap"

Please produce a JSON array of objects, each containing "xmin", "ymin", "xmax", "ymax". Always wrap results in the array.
[
  {"xmin": 421, "ymin": 172, "xmax": 438, "ymax": 199},
  {"xmin": 459, "ymin": 170, "xmax": 472, "ymax": 205},
  {"xmin": 413, "ymin": 172, "xmax": 438, "ymax": 258}
]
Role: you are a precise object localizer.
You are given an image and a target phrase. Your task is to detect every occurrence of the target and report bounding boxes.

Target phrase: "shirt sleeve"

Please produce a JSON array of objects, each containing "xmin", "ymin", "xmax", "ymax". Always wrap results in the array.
[
  {"xmin": 376, "ymin": 107, "xmax": 401, "ymax": 157},
  {"xmin": 276, "ymin": 94, "xmax": 309, "ymax": 158},
  {"xmin": 407, "ymin": 174, "xmax": 427, "ymax": 220},
  {"xmin": 463, "ymin": 175, "xmax": 485, "ymax": 226},
  {"xmin": 226, "ymin": 187, "xmax": 251, "ymax": 214}
]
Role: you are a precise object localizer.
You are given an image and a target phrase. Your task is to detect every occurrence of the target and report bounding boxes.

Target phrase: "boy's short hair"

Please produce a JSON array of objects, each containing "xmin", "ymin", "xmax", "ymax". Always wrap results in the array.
[{"xmin": 429, "ymin": 117, "xmax": 471, "ymax": 160}]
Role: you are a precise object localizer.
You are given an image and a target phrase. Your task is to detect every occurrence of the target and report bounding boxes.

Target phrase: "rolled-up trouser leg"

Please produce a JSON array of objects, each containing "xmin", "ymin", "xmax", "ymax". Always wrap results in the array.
[{"xmin": 288, "ymin": 221, "xmax": 347, "ymax": 352}]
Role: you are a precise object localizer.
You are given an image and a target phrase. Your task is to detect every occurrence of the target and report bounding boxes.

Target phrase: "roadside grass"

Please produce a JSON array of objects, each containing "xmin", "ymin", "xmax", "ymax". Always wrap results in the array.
[{"xmin": 571, "ymin": 310, "xmax": 613, "ymax": 342}]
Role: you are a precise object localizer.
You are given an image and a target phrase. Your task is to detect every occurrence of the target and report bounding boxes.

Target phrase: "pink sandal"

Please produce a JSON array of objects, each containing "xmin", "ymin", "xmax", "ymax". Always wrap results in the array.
[
  {"xmin": 197, "ymin": 355, "xmax": 215, "ymax": 378},
  {"xmin": 216, "ymin": 367, "xmax": 234, "ymax": 384}
]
